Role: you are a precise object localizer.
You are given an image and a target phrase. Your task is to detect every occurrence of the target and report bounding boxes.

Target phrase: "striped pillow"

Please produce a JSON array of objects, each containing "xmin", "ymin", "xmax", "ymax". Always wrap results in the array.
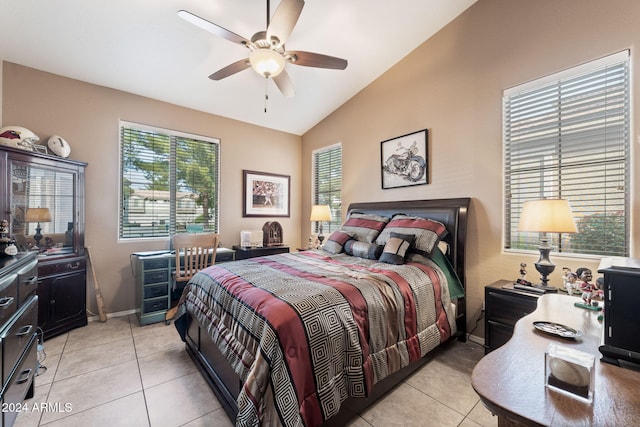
[
  {"xmin": 379, "ymin": 232, "xmax": 415, "ymax": 265},
  {"xmin": 376, "ymin": 214, "xmax": 448, "ymax": 257},
  {"xmin": 342, "ymin": 212, "xmax": 389, "ymax": 243},
  {"xmin": 344, "ymin": 240, "xmax": 384, "ymax": 260},
  {"xmin": 323, "ymin": 230, "xmax": 354, "ymax": 254}
]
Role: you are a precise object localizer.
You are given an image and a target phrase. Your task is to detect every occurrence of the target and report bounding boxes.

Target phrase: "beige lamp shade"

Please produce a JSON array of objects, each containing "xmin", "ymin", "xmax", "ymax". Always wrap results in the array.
[
  {"xmin": 25, "ymin": 207, "xmax": 52, "ymax": 223},
  {"xmin": 518, "ymin": 199, "xmax": 577, "ymax": 233},
  {"xmin": 310, "ymin": 205, "xmax": 332, "ymax": 222}
]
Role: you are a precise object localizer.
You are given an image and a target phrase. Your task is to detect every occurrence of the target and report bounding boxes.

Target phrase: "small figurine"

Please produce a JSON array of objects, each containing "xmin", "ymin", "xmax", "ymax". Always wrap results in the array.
[
  {"xmin": 519, "ymin": 263, "xmax": 527, "ymax": 279},
  {"xmin": 565, "ymin": 271, "xmax": 578, "ymax": 295},
  {"xmin": 0, "ymin": 219, "xmax": 17, "ymax": 258},
  {"xmin": 576, "ymin": 268, "xmax": 597, "ymax": 305}
]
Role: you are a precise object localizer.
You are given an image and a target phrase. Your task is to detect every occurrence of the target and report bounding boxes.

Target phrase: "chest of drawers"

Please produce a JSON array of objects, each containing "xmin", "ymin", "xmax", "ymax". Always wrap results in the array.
[
  {"xmin": 484, "ymin": 280, "xmax": 540, "ymax": 353},
  {"xmin": 0, "ymin": 252, "xmax": 39, "ymax": 427},
  {"xmin": 132, "ymin": 248, "xmax": 235, "ymax": 326}
]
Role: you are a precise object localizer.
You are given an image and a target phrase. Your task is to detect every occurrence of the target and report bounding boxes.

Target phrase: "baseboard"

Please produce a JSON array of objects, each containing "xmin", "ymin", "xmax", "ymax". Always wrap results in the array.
[
  {"xmin": 87, "ymin": 308, "xmax": 137, "ymax": 321},
  {"xmin": 467, "ymin": 333, "xmax": 485, "ymax": 346}
]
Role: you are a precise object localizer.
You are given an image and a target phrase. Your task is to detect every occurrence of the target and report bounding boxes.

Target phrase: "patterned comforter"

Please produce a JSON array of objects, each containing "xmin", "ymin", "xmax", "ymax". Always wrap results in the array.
[{"xmin": 174, "ymin": 250, "xmax": 457, "ymax": 427}]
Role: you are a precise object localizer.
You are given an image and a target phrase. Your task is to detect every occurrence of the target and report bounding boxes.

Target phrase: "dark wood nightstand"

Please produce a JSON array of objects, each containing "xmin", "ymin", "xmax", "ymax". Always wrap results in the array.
[
  {"xmin": 484, "ymin": 280, "xmax": 541, "ymax": 353},
  {"xmin": 232, "ymin": 245, "xmax": 290, "ymax": 260}
]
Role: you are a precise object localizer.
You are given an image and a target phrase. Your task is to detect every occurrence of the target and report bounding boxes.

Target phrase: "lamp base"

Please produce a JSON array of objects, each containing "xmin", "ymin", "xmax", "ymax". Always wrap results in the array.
[
  {"xmin": 33, "ymin": 223, "xmax": 43, "ymax": 249},
  {"xmin": 535, "ymin": 239, "xmax": 555, "ymax": 286}
]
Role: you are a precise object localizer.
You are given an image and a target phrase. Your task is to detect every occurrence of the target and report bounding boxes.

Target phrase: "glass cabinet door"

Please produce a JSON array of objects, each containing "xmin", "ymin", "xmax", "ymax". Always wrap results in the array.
[{"xmin": 10, "ymin": 161, "xmax": 77, "ymax": 255}]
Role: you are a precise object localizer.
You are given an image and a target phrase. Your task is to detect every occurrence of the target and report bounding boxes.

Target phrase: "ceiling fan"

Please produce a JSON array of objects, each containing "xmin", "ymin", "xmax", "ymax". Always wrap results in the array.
[{"xmin": 178, "ymin": 0, "xmax": 348, "ymax": 98}]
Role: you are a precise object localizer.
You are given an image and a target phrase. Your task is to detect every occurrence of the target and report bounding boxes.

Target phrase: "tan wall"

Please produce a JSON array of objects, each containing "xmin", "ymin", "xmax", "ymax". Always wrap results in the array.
[
  {"xmin": 2, "ymin": 62, "xmax": 302, "ymax": 315},
  {"xmin": 3, "ymin": 0, "xmax": 639, "ymax": 337},
  {"xmin": 301, "ymin": 0, "xmax": 640, "ymax": 336}
]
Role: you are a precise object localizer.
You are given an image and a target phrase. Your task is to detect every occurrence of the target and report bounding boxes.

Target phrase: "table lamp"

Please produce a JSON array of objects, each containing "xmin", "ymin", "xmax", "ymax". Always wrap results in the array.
[
  {"xmin": 25, "ymin": 207, "xmax": 52, "ymax": 248},
  {"xmin": 310, "ymin": 205, "xmax": 332, "ymax": 246},
  {"xmin": 518, "ymin": 199, "xmax": 577, "ymax": 287}
]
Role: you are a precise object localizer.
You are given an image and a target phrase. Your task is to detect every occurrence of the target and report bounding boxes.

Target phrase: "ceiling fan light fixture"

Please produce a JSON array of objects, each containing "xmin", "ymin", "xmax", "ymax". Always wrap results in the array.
[{"xmin": 249, "ymin": 49, "xmax": 285, "ymax": 77}]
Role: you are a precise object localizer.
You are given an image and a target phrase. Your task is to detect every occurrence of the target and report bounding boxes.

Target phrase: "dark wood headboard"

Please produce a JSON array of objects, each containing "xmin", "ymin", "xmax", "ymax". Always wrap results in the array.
[{"xmin": 347, "ymin": 198, "xmax": 471, "ymax": 337}]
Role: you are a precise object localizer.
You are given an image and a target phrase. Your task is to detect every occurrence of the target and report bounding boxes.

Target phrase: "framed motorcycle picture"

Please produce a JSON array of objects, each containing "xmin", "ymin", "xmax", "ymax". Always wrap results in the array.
[{"xmin": 380, "ymin": 129, "xmax": 428, "ymax": 189}]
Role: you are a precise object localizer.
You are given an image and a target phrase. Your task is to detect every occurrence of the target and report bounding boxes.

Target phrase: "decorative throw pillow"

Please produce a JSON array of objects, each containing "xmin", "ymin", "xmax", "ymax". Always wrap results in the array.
[
  {"xmin": 344, "ymin": 240, "xmax": 384, "ymax": 260},
  {"xmin": 376, "ymin": 214, "xmax": 448, "ymax": 257},
  {"xmin": 322, "ymin": 230, "xmax": 354, "ymax": 254},
  {"xmin": 342, "ymin": 212, "xmax": 389, "ymax": 243},
  {"xmin": 379, "ymin": 232, "xmax": 415, "ymax": 265}
]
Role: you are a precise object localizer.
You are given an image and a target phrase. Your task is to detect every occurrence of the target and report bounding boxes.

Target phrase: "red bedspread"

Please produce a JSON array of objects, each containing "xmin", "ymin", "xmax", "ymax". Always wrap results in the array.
[{"xmin": 175, "ymin": 251, "xmax": 456, "ymax": 426}]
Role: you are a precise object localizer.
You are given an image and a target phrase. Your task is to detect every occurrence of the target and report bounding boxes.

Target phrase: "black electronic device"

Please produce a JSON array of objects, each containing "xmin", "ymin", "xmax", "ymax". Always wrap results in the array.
[{"xmin": 514, "ymin": 278, "xmax": 558, "ymax": 294}]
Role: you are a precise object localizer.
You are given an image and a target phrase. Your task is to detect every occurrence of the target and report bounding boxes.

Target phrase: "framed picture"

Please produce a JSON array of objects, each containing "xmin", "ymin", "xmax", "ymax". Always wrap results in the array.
[
  {"xmin": 380, "ymin": 129, "xmax": 428, "ymax": 189},
  {"xmin": 243, "ymin": 170, "xmax": 290, "ymax": 217}
]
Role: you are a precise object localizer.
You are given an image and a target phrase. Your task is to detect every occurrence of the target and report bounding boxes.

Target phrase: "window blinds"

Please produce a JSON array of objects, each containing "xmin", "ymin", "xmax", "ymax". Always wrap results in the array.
[
  {"xmin": 120, "ymin": 124, "xmax": 220, "ymax": 239},
  {"xmin": 504, "ymin": 51, "xmax": 629, "ymax": 256},
  {"xmin": 313, "ymin": 144, "xmax": 342, "ymax": 233}
]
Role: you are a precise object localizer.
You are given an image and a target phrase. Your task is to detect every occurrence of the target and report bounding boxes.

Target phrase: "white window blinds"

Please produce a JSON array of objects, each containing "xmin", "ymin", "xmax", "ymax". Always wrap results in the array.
[
  {"xmin": 313, "ymin": 144, "xmax": 342, "ymax": 233},
  {"xmin": 120, "ymin": 123, "xmax": 220, "ymax": 240},
  {"xmin": 504, "ymin": 51, "xmax": 630, "ymax": 257}
]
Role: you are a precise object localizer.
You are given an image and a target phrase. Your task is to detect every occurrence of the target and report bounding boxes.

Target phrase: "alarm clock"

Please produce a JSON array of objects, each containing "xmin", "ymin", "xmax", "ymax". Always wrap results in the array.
[{"xmin": 48, "ymin": 134, "xmax": 71, "ymax": 158}]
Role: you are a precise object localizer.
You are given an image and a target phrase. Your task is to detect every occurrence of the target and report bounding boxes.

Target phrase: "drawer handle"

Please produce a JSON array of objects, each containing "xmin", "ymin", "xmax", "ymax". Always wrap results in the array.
[
  {"xmin": 16, "ymin": 325, "xmax": 33, "ymax": 337},
  {"xmin": 67, "ymin": 262, "xmax": 81, "ymax": 270},
  {"xmin": 16, "ymin": 368, "xmax": 33, "ymax": 385},
  {"xmin": 23, "ymin": 276, "xmax": 38, "ymax": 285},
  {"xmin": 0, "ymin": 297, "xmax": 14, "ymax": 309}
]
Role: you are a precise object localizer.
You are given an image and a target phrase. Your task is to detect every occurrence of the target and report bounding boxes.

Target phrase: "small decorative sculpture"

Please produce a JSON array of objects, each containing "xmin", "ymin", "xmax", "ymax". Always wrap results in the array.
[
  {"xmin": 0, "ymin": 219, "xmax": 17, "ymax": 257},
  {"xmin": 519, "ymin": 263, "xmax": 527, "ymax": 279},
  {"xmin": 262, "ymin": 221, "xmax": 283, "ymax": 247},
  {"xmin": 576, "ymin": 268, "xmax": 597, "ymax": 305},
  {"xmin": 562, "ymin": 267, "xmax": 578, "ymax": 295}
]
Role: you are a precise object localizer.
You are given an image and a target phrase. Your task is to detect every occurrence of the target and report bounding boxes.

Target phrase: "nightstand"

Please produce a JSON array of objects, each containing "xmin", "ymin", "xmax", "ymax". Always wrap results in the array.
[
  {"xmin": 484, "ymin": 280, "xmax": 541, "ymax": 353},
  {"xmin": 232, "ymin": 245, "xmax": 290, "ymax": 260}
]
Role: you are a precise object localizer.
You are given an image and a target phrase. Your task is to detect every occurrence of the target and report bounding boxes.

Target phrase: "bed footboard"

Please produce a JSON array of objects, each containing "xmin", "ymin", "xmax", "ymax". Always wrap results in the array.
[
  {"xmin": 185, "ymin": 316, "xmax": 240, "ymax": 421},
  {"xmin": 185, "ymin": 317, "xmax": 453, "ymax": 426}
]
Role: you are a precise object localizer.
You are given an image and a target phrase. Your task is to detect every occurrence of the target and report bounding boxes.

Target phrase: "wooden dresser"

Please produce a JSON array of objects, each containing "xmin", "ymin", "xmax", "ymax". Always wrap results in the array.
[
  {"xmin": 0, "ymin": 252, "xmax": 39, "ymax": 427},
  {"xmin": 0, "ymin": 145, "xmax": 88, "ymax": 340}
]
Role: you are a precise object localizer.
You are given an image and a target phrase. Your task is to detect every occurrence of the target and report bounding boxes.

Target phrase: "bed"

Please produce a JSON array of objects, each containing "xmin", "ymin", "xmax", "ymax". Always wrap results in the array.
[{"xmin": 174, "ymin": 198, "xmax": 470, "ymax": 426}]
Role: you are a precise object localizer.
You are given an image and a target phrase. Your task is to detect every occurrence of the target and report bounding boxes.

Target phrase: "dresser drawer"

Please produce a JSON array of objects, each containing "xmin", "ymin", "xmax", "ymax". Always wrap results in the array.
[
  {"xmin": 143, "ymin": 283, "xmax": 169, "ymax": 299},
  {"xmin": 143, "ymin": 258, "xmax": 169, "ymax": 271},
  {"xmin": 144, "ymin": 269, "xmax": 169, "ymax": 285},
  {"xmin": 17, "ymin": 258, "xmax": 38, "ymax": 307},
  {"xmin": 143, "ymin": 298, "xmax": 168, "ymax": 314},
  {"xmin": 38, "ymin": 257, "xmax": 86, "ymax": 277},
  {"xmin": 486, "ymin": 290, "xmax": 538, "ymax": 327},
  {"xmin": 1, "ymin": 296, "xmax": 38, "ymax": 387},
  {"xmin": 1, "ymin": 335, "xmax": 37, "ymax": 427},
  {"xmin": 486, "ymin": 320, "xmax": 515, "ymax": 351},
  {"xmin": 0, "ymin": 274, "xmax": 18, "ymax": 326}
]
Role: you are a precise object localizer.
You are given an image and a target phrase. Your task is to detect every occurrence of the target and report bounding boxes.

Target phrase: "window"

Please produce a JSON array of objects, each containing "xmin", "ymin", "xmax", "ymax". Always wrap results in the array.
[
  {"xmin": 120, "ymin": 122, "xmax": 220, "ymax": 240},
  {"xmin": 312, "ymin": 143, "xmax": 342, "ymax": 234},
  {"xmin": 504, "ymin": 51, "xmax": 630, "ymax": 257}
]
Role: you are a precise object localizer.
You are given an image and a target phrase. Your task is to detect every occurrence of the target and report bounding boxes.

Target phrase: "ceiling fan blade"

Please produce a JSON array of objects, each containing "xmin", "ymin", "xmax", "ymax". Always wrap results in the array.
[
  {"xmin": 178, "ymin": 10, "xmax": 252, "ymax": 48},
  {"xmin": 209, "ymin": 59, "xmax": 251, "ymax": 80},
  {"xmin": 266, "ymin": 0, "xmax": 305, "ymax": 46},
  {"xmin": 286, "ymin": 51, "xmax": 348, "ymax": 70},
  {"xmin": 273, "ymin": 70, "xmax": 295, "ymax": 98}
]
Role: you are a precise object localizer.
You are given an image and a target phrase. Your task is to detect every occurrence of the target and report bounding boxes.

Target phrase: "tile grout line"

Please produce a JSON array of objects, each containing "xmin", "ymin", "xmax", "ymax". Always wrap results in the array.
[{"xmin": 130, "ymin": 315, "xmax": 154, "ymax": 427}]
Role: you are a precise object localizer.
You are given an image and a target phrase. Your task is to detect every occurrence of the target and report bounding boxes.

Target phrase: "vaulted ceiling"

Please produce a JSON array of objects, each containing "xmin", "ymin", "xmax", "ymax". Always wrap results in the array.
[{"xmin": 0, "ymin": 0, "xmax": 476, "ymax": 135}]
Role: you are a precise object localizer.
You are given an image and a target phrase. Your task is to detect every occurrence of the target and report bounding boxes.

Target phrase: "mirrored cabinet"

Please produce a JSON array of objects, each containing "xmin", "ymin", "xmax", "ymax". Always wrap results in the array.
[{"xmin": 1, "ymin": 145, "xmax": 87, "ymax": 339}]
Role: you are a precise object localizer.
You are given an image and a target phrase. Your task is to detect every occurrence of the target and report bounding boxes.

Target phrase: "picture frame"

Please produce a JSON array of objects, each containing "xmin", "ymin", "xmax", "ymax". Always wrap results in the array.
[
  {"xmin": 380, "ymin": 129, "xmax": 428, "ymax": 189},
  {"xmin": 243, "ymin": 170, "xmax": 290, "ymax": 217}
]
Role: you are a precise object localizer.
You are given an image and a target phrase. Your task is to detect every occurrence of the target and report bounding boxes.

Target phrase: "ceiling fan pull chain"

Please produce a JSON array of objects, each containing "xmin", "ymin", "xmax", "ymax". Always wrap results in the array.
[{"xmin": 264, "ymin": 77, "xmax": 269, "ymax": 113}]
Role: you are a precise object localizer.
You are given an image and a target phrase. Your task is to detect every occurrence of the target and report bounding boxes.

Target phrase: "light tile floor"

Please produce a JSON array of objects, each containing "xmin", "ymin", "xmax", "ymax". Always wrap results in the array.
[{"xmin": 14, "ymin": 316, "xmax": 497, "ymax": 427}]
